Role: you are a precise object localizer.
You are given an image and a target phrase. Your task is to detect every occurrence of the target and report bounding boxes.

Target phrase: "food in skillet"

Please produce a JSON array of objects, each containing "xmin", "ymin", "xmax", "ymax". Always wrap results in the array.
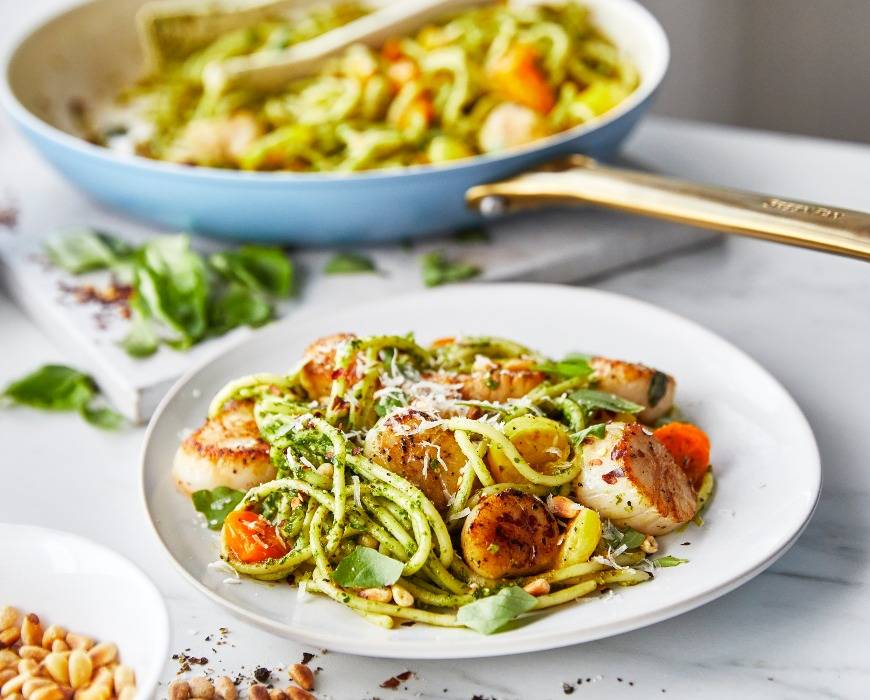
[
  {"xmin": 102, "ymin": 1, "xmax": 638, "ymax": 171},
  {"xmin": 176, "ymin": 334, "xmax": 714, "ymax": 633}
]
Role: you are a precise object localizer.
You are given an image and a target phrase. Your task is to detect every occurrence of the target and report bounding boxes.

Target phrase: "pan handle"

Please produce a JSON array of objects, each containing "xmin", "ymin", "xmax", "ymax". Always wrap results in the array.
[{"xmin": 465, "ymin": 155, "xmax": 870, "ymax": 261}]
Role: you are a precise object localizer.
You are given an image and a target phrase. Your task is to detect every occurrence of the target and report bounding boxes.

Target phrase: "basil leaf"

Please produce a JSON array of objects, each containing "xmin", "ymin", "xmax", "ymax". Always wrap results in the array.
[
  {"xmin": 44, "ymin": 229, "xmax": 131, "ymax": 273},
  {"xmin": 420, "ymin": 251, "xmax": 480, "ymax": 287},
  {"xmin": 332, "ymin": 546, "xmax": 404, "ymax": 589},
  {"xmin": 620, "ymin": 528, "xmax": 646, "ymax": 550},
  {"xmin": 3, "ymin": 365, "xmax": 125, "ymax": 430},
  {"xmin": 653, "ymin": 555, "xmax": 689, "ymax": 568},
  {"xmin": 80, "ymin": 403, "xmax": 126, "ymax": 431},
  {"xmin": 135, "ymin": 236, "xmax": 209, "ymax": 346},
  {"xmin": 191, "ymin": 487, "xmax": 245, "ymax": 530},
  {"xmin": 120, "ymin": 297, "xmax": 159, "ymax": 358},
  {"xmin": 207, "ymin": 283, "xmax": 272, "ymax": 335},
  {"xmin": 323, "ymin": 252, "xmax": 377, "ymax": 275},
  {"xmin": 572, "ymin": 423, "xmax": 606, "ymax": 443},
  {"xmin": 647, "ymin": 371, "xmax": 669, "ymax": 408},
  {"xmin": 375, "ymin": 390, "xmax": 406, "ymax": 417},
  {"xmin": 569, "ymin": 389, "xmax": 644, "ymax": 414},
  {"xmin": 210, "ymin": 245, "xmax": 294, "ymax": 297},
  {"xmin": 533, "ymin": 357, "xmax": 593, "ymax": 378},
  {"xmin": 457, "ymin": 586, "xmax": 537, "ymax": 634},
  {"xmin": 601, "ymin": 521, "xmax": 644, "ymax": 550},
  {"xmin": 3, "ymin": 365, "xmax": 94, "ymax": 410}
]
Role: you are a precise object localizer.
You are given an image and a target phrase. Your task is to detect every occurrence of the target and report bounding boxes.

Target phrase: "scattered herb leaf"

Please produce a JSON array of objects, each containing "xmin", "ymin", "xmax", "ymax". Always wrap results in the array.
[
  {"xmin": 207, "ymin": 283, "xmax": 271, "ymax": 335},
  {"xmin": 569, "ymin": 389, "xmax": 644, "ymax": 414},
  {"xmin": 533, "ymin": 357, "xmax": 593, "ymax": 378},
  {"xmin": 456, "ymin": 586, "xmax": 536, "ymax": 634},
  {"xmin": 419, "ymin": 251, "xmax": 480, "ymax": 287},
  {"xmin": 653, "ymin": 555, "xmax": 689, "ymax": 568},
  {"xmin": 191, "ymin": 487, "xmax": 245, "ymax": 530},
  {"xmin": 2, "ymin": 365, "xmax": 124, "ymax": 430},
  {"xmin": 332, "ymin": 546, "xmax": 404, "ymax": 588},
  {"xmin": 44, "ymin": 229, "xmax": 131, "ymax": 273},
  {"xmin": 323, "ymin": 252, "xmax": 377, "ymax": 275},
  {"xmin": 571, "ymin": 423, "xmax": 606, "ymax": 443},
  {"xmin": 647, "ymin": 371, "xmax": 669, "ymax": 407},
  {"xmin": 210, "ymin": 245, "xmax": 294, "ymax": 297}
]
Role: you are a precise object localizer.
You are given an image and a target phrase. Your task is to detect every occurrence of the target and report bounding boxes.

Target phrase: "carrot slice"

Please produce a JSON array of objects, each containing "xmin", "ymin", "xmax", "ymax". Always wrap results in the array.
[
  {"xmin": 654, "ymin": 422, "xmax": 711, "ymax": 488},
  {"xmin": 488, "ymin": 44, "xmax": 555, "ymax": 114}
]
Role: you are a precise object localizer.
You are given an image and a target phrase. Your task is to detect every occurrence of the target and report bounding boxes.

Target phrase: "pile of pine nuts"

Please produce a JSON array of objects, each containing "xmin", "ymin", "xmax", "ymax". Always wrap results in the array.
[
  {"xmin": 168, "ymin": 664, "xmax": 316, "ymax": 700},
  {"xmin": 0, "ymin": 607, "xmax": 136, "ymax": 700}
]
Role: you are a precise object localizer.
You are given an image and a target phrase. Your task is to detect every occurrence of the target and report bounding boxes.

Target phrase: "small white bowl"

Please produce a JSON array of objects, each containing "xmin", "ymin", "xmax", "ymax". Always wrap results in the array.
[{"xmin": 0, "ymin": 523, "xmax": 169, "ymax": 699}]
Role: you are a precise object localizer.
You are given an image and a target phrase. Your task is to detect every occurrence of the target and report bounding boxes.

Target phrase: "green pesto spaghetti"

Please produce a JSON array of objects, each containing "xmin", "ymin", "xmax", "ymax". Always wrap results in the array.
[
  {"xmin": 175, "ymin": 333, "xmax": 714, "ymax": 633},
  {"xmin": 104, "ymin": 1, "xmax": 638, "ymax": 172}
]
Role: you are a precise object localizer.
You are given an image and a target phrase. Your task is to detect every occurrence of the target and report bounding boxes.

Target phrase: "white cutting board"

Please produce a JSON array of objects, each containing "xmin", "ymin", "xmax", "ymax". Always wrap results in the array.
[{"xmin": 0, "ymin": 115, "xmax": 714, "ymax": 421}]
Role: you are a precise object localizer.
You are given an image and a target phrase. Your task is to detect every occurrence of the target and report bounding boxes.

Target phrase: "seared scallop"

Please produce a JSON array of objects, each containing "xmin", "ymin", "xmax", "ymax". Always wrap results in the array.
[
  {"xmin": 173, "ymin": 399, "xmax": 275, "ymax": 495},
  {"xmin": 298, "ymin": 333, "xmax": 359, "ymax": 399},
  {"xmin": 590, "ymin": 356, "xmax": 676, "ymax": 423},
  {"xmin": 575, "ymin": 422, "xmax": 695, "ymax": 535},
  {"xmin": 364, "ymin": 408, "xmax": 466, "ymax": 512},
  {"xmin": 461, "ymin": 489, "xmax": 560, "ymax": 579},
  {"xmin": 426, "ymin": 358, "xmax": 545, "ymax": 404}
]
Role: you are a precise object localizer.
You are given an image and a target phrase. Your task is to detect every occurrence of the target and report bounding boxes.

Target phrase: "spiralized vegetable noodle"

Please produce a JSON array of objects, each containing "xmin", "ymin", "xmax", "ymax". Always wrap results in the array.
[{"xmin": 104, "ymin": 1, "xmax": 638, "ymax": 172}]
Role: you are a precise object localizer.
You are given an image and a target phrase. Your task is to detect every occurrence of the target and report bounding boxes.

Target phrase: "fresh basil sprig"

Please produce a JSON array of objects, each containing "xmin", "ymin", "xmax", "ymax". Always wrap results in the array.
[
  {"xmin": 419, "ymin": 251, "xmax": 480, "ymax": 287},
  {"xmin": 533, "ymin": 356, "xmax": 593, "ymax": 379},
  {"xmin": 456, "ymin": 586, "xmax": 537, "ymax": 634},
  {"xmin": 332, "ymin": 546, "xmax": 404, "ymax": 588},
  {"xmin": 652, "ymin": 555, "xmax": 689, "ymax": 568},
  {"xmin": 191, "ymin": 487, "xmax": 245, "ymax": 529},
  {"xmin": 323, "ymin": 252, "xmax": 377, "ymax": 275},
  {"xmin": 572, "ymin": 423, "xmax": 606, "ymax": 443},
  {"xmin": 44, "ymin": 228, "xmax": 132, "ymax": 273},
  {"xmin": 2, "ymin": 365, "xmax": 124, "ymax": 430}
]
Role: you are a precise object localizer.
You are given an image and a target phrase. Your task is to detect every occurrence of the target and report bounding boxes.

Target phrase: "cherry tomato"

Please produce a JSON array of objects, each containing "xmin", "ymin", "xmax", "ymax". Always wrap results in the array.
[{"xmin": 223, "ymin": 510, "xmax": 288, "ymax": 564}]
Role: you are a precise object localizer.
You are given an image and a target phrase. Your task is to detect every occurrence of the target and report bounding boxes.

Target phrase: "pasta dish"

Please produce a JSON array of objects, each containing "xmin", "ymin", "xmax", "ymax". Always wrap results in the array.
[{"xmin": 173, "ymin": 333, "xmax": 713, "ymax": 633}]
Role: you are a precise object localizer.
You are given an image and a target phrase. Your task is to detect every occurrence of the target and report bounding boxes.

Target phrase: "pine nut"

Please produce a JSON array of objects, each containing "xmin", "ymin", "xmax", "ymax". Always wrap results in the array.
[
  {"xmin": 21, "ymin": 677, "xmax": 52, "ymax": 697},
  {"xmin": 85, "ymin": 645, "xmax": 115, "ymax": 670},
  {"xmin": 2, "ymin": 674, "xmax": 27, "ymax": 696},
  {"xmin": 213, "ymin": 677, "xmax": 236, "ymax": 700},
  {"xmin": 90, "ymin": 669, "xmax": 112, "ymax": 693},
  {"xmin": 288, "ymin": 664, "xmax": 314, "ymax": 691},
  {"xmin": 0, "ymin": 670, "xmax": 15, "ymax": 687},
  {"xmin": 358, "ymin": 534, "xmax": 378, "ymax": 549},
  {"xmin": 18, "ymin": 649, "xmax": 47, "ymax": 663},
  {"xmin": 248, "ymin": 684, "xmax": 269, "ymax": 700},
  {"xmin": 286, "ymin": 688, "xmax": 315, "ymax": 700},
  {"xmin": 550, "ymin": 496, "xmax": 583, "ymax": 519},
  {"xmin": 641, "ymin": 535, "xmax": 658, "ymax": 554},
  {"xmin": 42, "ymin": 655, "xmax": 69, "ymax": 686},
  {"xmin": 30, "ymin": 688, "xmax": 63, "ymax": 700},
  {"xmin": 0, "ymin": 653, "xmax": 19, "ymax": 671},
  {"xmin": 67, "ymin": 651, "xmax": 92, "ymax": 690},
  {"xmin": 41, "ymin": 629, "xmax": 65, "ymax": 652},
  {"xmin": 268, "ymin": 691, "xmax": 287, "ymax": 700},
  {"xmin": 390, "ymin": 584, "xmax": 414, "ymax": 608},
  {"xmin": 18, "ymin": 660, "xmax": 39, "ymax": 677},
  {"xmin": 0, "ymin": 629, "xmax": 20, "ymax": 648},
  {"xmin": 49, "ymin": 644, "xmax": 67, "ymax": 655},
  {"xmin": 522, "ymin": 578, "xmax": 550, "ymax": 596},
  {"xmin": 112, "ymin": 666, "xmax": 134, "ymax": 692},
  {"xmin": 0, "ymin": 609, "xmax": 18, "ymax": 632},
  {"xmin": 358, "ymin": 588, "xmax": 392, "ymax": 603},
  {"xmin": 316, "ymin": 463, "xmax": 333, "ymax": 479},
  {"xmin": 188, "ymin": 677, "xmax": 214, "ymax": 699},
  {"xmin": 64, "ymin": 637, "xmax": 92, "ymax": 654},
  {"xmin": 116, "ymin": 687, "xmax": 135, "ymax": 700},
  {"xmin": 20, "ymin": 616, "xmax": 43, "ymax": 648},
  {"xmin": 167, "ymin": 680, "xmax": 190, "ymax": 700},
  {"xmin": 72, "ymin": 682, "xmax": 110, "ymax": 700},
  {"xmin": 58, "ymin": 687, "xmax": 74, "ymax": 700}
]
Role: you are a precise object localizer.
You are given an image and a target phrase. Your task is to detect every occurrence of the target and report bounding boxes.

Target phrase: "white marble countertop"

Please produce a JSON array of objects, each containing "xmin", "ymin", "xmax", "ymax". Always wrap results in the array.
[{"xmin": 3, "ymin": 114, "xmax": 869, "ymax": 700}]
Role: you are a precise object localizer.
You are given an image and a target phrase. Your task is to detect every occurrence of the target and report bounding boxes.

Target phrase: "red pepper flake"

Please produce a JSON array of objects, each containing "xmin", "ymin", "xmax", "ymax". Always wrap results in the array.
[
  {"xmin": 300, "ymin": 652, "xmax": 315, "ymax": 665},
  {"xmin": 395, "ymin": 671, "xmax": 414, "ymax": 681},
  {"xmin": 379, "ymin": 677, "xmax": 401, "ymax": 689},
  {"xmin": 602, "ymin": 470, "xmax": 620, "ymax": 485}
]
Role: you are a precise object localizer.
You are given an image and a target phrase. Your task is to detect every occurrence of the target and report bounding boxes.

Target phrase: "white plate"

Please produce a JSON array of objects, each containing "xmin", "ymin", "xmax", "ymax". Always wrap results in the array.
[
  {"xmin": 141, "ymin": 284, "xmax": 820, "ymax": 659},
  {"xmin": 0, "ymin": 523, "xmax": 169, "ymax": 696}
]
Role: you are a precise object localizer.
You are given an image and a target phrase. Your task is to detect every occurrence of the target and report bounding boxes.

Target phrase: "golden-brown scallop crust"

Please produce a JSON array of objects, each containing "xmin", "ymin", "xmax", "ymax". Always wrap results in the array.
[{"xmin": 461, "ymin": 490, "xmax": 560, "ymax": 579}]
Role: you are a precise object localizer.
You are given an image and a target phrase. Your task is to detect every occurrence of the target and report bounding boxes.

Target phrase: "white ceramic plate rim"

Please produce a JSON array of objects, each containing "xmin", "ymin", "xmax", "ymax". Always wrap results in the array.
[
  {"xmin": 0, "ymin": 522, "xmax": 170, "ymax": 697},
  {"xmin": 140, "ymin": 283, "xmax": 820, "ymax": 658},
  {"xmin": 0, "ymin": 0, "xmax": 668, "ymax": 183}
]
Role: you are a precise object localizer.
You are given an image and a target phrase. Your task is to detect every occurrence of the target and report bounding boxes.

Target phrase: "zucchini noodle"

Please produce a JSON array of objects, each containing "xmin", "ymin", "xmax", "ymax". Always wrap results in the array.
[
  {"xmin": 103, "ymin": 2, "xmax": 638, "ymax": 172},
  {"xmin": 194, "ymin": 332, "xmax": 714, "ymax": 632}
]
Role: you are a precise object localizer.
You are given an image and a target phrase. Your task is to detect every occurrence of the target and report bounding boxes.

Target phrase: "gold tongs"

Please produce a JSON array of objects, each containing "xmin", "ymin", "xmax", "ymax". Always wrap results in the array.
[{"xmin": 467, "ymin": 155, "xmax": 870, "ymax": 261}]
